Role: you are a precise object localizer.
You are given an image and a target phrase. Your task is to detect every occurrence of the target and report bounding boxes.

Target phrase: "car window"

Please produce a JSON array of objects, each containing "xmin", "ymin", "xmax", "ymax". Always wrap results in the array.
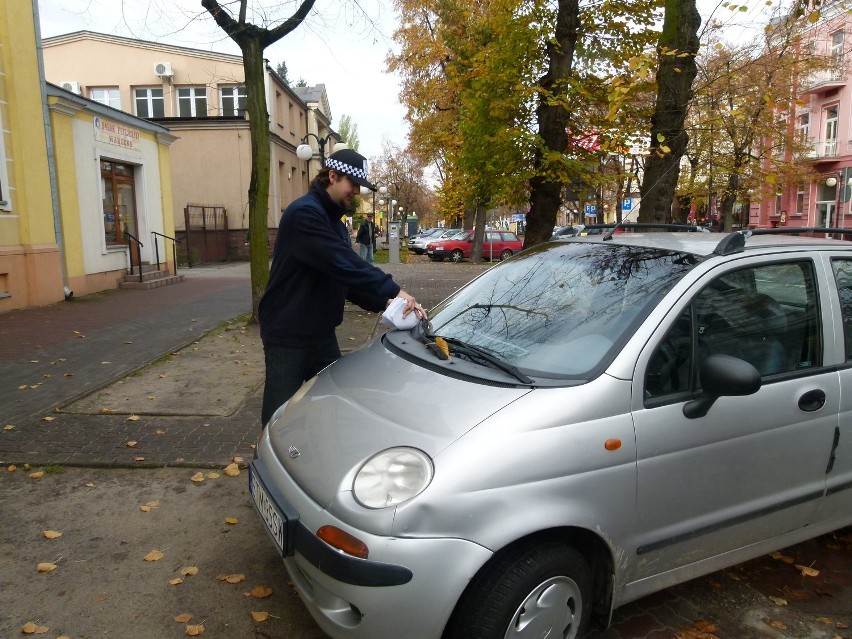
[
  {"xmin": 501, "ymin": 232, "xmax": 518, "ymax": 241},
  {"xmin": 645, "ymin": 260, "xmax": 821, "ymax": 403},
  {"xmin": 831, "ymin": 258, "xmax": 852, "ymax": 361},
  {"xmin": 427, "ymin": 242, "xmax": 700, "ymax": 379}
]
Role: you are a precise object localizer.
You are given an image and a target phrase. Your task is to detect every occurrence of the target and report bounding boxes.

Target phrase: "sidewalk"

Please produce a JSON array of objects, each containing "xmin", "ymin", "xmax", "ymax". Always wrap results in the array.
[{"xmin": 0, "ymin": 260, "xmax": 489, "ymax": 468}]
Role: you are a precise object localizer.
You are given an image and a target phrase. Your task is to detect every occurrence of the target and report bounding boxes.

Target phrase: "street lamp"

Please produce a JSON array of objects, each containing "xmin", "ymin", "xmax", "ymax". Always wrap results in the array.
[
  {"xmin": 825, "ymin": 172, "xmax": 852, "ymax": 229},
  {"xmin": 296, "ymin": 132, "xmax": 337, "ymax": 163}
]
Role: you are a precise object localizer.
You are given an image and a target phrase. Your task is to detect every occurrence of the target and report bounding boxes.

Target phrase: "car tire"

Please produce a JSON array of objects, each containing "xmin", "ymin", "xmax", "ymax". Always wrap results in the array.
[
  {"xmin": 443, "ymin": 541, "xmax": 592, "ymax": 639},
  {"xmin": 500, "ymin": 249, "xmax": 513, "ymax": 261},
  {"xmin": 451, "ymin": 249, "xmax": 464, "ymax": 263}
]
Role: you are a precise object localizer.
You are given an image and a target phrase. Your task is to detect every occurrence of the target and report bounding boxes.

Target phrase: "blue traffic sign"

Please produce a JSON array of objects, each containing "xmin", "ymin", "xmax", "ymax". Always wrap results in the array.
[
  {"xmin": 584, "ymin": 204, "xmax": 597, "ymax": 216},
  {"xmin": 622, "ymin": 198, "xmax": 632, "ymax": 211}
]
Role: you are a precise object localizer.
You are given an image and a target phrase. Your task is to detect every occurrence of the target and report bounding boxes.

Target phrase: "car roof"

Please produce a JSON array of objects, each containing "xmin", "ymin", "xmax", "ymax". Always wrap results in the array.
[{"xmin": 554, "ymin": 229, "xmax": 852, "ymax": 257}]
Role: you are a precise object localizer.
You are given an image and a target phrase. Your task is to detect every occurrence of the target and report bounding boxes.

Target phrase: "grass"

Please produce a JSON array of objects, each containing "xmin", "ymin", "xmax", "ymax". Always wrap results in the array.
[{"xmin": 373, "ymin": 245, "xmax": 409, "ymax": 264}]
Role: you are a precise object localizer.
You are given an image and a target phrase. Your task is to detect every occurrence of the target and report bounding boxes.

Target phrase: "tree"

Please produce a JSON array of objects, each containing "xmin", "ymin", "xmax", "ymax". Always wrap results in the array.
[
  {"xmin": 202, "ymin": 0, "xmax": 315, "ymax": 322},
  {"xmin": 637, "ymin": 0, "xmax": 701, "ymax": 223},
  {"xmin": 371, "ymin": 140, "xmax": 434, "ymax": 226},
  {"xmin": 275, "ymin": 61, "xmax": 290, "ymax": 85},
  {"xmin": 337, "ymin": 115, "xmax": 360, "ymax": 152}
]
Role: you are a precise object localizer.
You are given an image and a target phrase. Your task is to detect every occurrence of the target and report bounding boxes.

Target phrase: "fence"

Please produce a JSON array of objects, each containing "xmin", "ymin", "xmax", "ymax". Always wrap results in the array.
[{"xmin": 177, "ymin": 204, "xmax": 229, "ymax": 266}]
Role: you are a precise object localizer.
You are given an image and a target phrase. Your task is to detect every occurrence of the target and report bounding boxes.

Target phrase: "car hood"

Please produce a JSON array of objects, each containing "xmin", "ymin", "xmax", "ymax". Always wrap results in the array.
[{"xmin": 266, "ymin": 336, "xmax": 531, "ymax": 509}]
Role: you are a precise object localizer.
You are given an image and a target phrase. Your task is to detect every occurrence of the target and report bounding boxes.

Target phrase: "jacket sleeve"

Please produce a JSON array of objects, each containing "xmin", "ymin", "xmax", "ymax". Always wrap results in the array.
[{"xmin": 289, "ymin": 204, "xmax": 401, "ymax": 302}]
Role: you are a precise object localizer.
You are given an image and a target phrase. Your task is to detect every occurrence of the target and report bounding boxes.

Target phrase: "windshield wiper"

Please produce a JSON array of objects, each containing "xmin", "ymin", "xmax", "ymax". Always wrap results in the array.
[{"xmin": 437, "ymin": 336, "xmax": 534, "ymax": 385}]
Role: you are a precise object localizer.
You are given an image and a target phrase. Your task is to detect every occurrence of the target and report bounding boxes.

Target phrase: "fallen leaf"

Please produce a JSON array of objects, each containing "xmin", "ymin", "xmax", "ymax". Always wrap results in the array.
[
  {"xmin": 155, "ymin": 429, "xmax": 166, "ymax": 435},
  {"xmin": 185, "ymin": 623, "xmax": 205, "ymax": 636},
  {"xmin": 769, "ymin": 596, "xmax": 787, "ymax": 606},
  {"xmin": 246, "ymin": 585, "xmax": 273, "ymax": 598},
  {"xmin": 123, "ymin": 341, "xmax": 133, "ymax": 344},
  {"xmin": 169, "ymin": 577, "xmax": 184, "ymax": 586},
  {"xmin": 180, "ymin": 566, "xmax": 199, "ymax": 576},
  {"xmin": 143, "ymin": 549, "xmax": 164, "ymax": 561},
  {"xmin": 770, "ymin": 551, "xmax": 795, "ymax": 564},
  {"xmin": 99, "ymin": 408, "xmax": 114, "ymax": 414},
  {"xmin": 766, "ymin": 619, "xmax": 788, "ymax": 630},
  {"xmin": 42, "ymin": 530, "xmax": 62, "ymax": 539},
  {"xmin": 29, "ymin": 471, "xmax": 44, "ymax": 479},
  {"xmin": 134, "ymin": 456, "xmax": 145, "ymax": 462},
  {"xmin": 37, "ymin": 562, "xmax": 58, "ymax": 572},
  {"xmin": 190, "ymin": 472, "xmax": 205, "ymax": 482},
  {"xmin": 232, "ymin": 456, "xmax": 244, "ymax": 464},
  {"xmin": 21, "ymin": 622, "xmax": 50, "ymax": 634},
  {"xmin": 7, "ymin": 464, "xmax": 16, "ymax": 472},
  {"xmin": 795, "ymin": 564, "xmax": 820, "ymax": 577},
  {"xmin": 147, "ymin": 396, "xmax": 156, "ymax": 400},
  {"xmin": 4, "ymin": 424, "xmax": 14, "ymax": 430},
  {"xmin": 63, "ymin": 372, "xmax": 75, "ymax": 377},
  {"xmin": 816, "ymin": 617, "xmax": 833, "ymax": 624},
  {"xmin": 85, "ymin": 482, "xmax": 95, "ymax": 488},
  {"xmin": 126, "ymin": 415, "xmax": 140, "ymax": 421},
  {"xmin": 139, "ymin": 505, "xmax": 152, "ymax": 512},
  {"xmin": 225, "ymin": 517, "xmax": 238, "ymax": 525},
  {"xmin": 250, "ymin": 611, "xmax": 269, "ymax": 622},
  {"xmin": 126, "ymin": 441, "xmax": 138, "ymax": 447},
  {"xmin": 206, "ymin": 472, "xmax": 220, "ymax": 479},
  {"xmin": 220, "ymin": 573, "xmax": 246, "ymax": 584},
  {"xmin": 100, "ymin": 361, "xmax": 111, "ymax": 365},
  {"xmin": 42, "ymin": 416, "xmax": 54, "ymax": 422},
  {"xmin": 174, "ymin": 613, "xmax": 193, "ymax": 623},
  {"xmin": 223, "ymin": 463, "xmax": 240, "ymax": 477},
  {"xmin": 18, "ymin": 385, "xmax": 28, "ymax": 390},
  {"xmin": 93, "ymin": 593, "xmax": 109, "ymax": 602}
]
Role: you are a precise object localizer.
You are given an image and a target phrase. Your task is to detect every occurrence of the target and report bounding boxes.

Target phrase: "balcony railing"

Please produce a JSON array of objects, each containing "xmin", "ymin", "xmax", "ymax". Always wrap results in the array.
[
  {"xmin": 804, "ymin": 138, "xmax": 840, "ymax": 159},
  {"xmin": 802, "ymin": 68, "xmax": 847, "ymax": 94}
]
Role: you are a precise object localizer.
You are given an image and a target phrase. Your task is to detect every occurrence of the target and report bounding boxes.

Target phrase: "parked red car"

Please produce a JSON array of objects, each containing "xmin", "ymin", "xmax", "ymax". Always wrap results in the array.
[{"xmin": 426, "ymin": 230, "xmax": 523, "ymax": 262}]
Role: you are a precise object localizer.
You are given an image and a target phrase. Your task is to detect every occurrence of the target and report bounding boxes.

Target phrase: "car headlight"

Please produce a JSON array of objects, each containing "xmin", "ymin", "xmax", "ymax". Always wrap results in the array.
[{"xmin": 353, "ymin": 447, "xmax": 434, "ymax": 509}]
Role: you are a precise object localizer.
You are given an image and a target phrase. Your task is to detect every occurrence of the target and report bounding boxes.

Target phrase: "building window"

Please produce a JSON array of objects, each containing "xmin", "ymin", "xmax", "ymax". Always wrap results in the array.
[
  {"xmin": 775, "ymin": 191, "xmax": 783, "ymax": 215},
  {"xmin": 797, "ymin": 183, "xmax": 805, "ymax": 214},
  {"xmin": 0, "ymin": 108, "xmax": 10, "ymax": 210},
  {"xmin": 832, "ymin": 31, "xmax": 845, "ymax": 80},
  {"xmin": 797, "ymin": 113, "xmax": 809, "ymax": 140},
  {"xmin": 825, "ymin": 105, "xmax": 839, "ymax": 156},
  {"xmin": 177, "ymin": 87, "xmax": 208, "ymax": 117},
  {"xmin": 90, "ymin": 88, "xmax": 121, "ymax": 110},
  {"xmin": 220, "ymin": 86, "xmax": 246, "ymax": 116},
  {"xmin": 134, "ymin": 88, "xmax": 164, "ymax": 118}
]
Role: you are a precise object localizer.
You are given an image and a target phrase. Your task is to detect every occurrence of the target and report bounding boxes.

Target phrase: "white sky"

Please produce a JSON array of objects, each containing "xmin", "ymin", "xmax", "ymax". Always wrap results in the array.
[{"xmin": 35, "ymin": 0, "xmax": 774, "ymax": 163}]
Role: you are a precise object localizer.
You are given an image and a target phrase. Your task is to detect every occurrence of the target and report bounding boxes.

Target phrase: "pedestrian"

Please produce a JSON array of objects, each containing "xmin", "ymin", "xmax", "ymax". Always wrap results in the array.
[
  {"xmin": 356, "ymin": 211, "xmax": 378, "ymax": 263},
  {"xmin": 258, "ymin": 148, "xmax": 426, "ymax": 427}
]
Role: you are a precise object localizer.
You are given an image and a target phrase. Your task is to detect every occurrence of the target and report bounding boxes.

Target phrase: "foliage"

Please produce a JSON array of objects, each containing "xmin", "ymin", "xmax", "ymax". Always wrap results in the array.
[
  {"xmin": 371, "ymin": 140, "xmax": 435, "ymax": 225},
  {"xmin": 274, "ymin": 60, "xmax": 289, "ymax": 84},
  {"xmin": 337, "ymin": 114, "xmax": 360, "ymax": 151}
]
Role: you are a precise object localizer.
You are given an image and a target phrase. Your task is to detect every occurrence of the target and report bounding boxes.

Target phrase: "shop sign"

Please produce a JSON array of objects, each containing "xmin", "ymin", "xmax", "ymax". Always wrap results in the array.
[{"xmin": 94, "ymin": 117, "xmax": 141, "ymax": 152}]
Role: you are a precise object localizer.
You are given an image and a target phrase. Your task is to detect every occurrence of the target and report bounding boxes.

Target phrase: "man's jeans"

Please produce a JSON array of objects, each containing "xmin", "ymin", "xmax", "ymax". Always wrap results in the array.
[
  {"xmin": 261, "ymin": 335, "xmax": 341, "ymax": 427},
  {"xmin": 359, "ymin": 243, "xmax": 374, "ymax": 263}
]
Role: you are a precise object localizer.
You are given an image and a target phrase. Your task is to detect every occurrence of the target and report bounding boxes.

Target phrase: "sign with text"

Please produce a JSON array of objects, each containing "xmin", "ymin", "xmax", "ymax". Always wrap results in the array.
[{"xmin": 94, "ymin": 117, "xmax": 141, "ymax": 152}]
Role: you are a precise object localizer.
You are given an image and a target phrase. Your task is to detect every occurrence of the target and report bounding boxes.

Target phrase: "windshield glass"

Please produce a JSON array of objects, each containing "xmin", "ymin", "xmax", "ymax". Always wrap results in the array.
[{"xmin": 425, "ymin": 242, "xmax": 700, "ymax": 379}]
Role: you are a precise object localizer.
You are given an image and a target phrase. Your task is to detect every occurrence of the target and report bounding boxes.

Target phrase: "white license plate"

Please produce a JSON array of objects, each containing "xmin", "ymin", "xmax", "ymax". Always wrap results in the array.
[{"xmin": 249, "ymin": 468, "xmax": 286, "ymax": 554}]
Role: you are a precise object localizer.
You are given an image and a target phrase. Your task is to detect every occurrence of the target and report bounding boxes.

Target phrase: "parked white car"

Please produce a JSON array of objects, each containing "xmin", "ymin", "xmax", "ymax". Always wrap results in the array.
[{"xmin": 250, "ymin": 227, "xmax": 852, "ymax": 639}]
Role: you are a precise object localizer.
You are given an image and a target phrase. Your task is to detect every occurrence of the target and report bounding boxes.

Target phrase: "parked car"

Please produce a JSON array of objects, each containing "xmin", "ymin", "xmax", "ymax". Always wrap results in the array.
[
  {"xmin": 250, "ymin": 227, "xmax": 852, "ymax": 639},
  {"xmin": 426, "ymin": 229, "xmax": 522, "ymax": 262},
  {"xmin": 408, "ymin": 228, "xmax": 461, "ymax": 254}
]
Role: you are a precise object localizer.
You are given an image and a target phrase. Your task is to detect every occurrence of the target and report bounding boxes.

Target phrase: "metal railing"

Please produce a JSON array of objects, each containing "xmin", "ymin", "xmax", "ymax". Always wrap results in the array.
[
  {"xmin": 123, "ymin": 231, "xmax": 144, "ymax": 283},
  {"xmin": 151, "ymin": 231, "xmax": 182, "ymax": 276}
]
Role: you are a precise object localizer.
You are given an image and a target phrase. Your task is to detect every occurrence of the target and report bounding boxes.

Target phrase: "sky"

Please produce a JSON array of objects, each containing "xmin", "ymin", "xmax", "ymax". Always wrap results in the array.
[{"xmin": 35, "ymin": 0, "xmax": 775, "ymax": 163}]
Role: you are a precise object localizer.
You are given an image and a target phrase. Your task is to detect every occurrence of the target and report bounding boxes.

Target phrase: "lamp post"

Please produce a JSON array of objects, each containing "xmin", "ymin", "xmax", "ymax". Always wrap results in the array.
[{"xmin": 296, "ymin": 133, "xmax": 343, "ymax": 180}]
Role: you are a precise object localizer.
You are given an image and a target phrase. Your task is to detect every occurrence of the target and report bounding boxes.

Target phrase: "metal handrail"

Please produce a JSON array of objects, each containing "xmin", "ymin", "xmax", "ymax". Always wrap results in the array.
[
  {"xmin": 151, "ymin": 231, "xmax": 183, "ymax": 276},
  {"xmin": 123, "ymin": 231, "xmax": 144, "ymax": 283}
]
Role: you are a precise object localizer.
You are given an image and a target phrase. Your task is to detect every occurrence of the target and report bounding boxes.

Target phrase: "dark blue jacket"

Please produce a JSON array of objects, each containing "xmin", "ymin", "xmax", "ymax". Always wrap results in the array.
[{"xmin": 259, "ymin": 184, "xmax": 400, "ymax": 346}]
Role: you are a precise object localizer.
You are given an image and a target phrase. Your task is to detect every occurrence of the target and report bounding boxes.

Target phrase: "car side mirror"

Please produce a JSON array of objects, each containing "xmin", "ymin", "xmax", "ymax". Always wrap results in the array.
[{"xmin": 683, "ymin": 354, "xmax": 761, "ymax": 419}]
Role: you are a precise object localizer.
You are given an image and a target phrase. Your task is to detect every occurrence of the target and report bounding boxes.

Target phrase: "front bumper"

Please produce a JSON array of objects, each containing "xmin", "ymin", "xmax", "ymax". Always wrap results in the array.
[{"xmin": 250, "ymin": 434, "xmax": 493, "ymax": 639}]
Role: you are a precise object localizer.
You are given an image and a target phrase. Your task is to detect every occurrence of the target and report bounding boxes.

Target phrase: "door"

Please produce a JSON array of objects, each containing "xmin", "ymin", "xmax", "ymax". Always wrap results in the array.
[
  {"xmin": 627, "ymin": 258, "xmax": 839, "ymax": 582},
  {"xmin": 101, "ymin": 160, "xmax": 138, "ymax": 245}
]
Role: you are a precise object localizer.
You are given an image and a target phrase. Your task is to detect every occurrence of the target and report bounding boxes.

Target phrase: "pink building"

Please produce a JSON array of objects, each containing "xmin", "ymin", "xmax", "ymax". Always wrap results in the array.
[{"xmin": 751, "ymin": 1, "xmax": 852, "ymax": 231}]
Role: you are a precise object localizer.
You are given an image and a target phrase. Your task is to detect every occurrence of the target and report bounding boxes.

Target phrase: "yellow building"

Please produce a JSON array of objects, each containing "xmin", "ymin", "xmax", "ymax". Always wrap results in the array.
[{"xmin": 0, "ymin": 5, "xmax": 179, "ymax": 313}]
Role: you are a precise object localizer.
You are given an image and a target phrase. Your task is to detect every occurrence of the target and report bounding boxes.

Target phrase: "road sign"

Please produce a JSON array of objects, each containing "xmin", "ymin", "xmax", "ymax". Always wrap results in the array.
[
  {"xmin": 622, "ymin": 198, "xmax": 632, "ymax": 211},
  {"xmin": 584, "ymin": 204, "xmax": 597, "ymax": 216}
]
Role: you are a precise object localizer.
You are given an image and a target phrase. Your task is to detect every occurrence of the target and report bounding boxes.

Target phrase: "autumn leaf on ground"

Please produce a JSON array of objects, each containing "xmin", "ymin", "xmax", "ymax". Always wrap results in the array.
[
  {"xmin": 795, "ymin": 564, "xmax": 820, "ymax": 577},
  {"xmin": 126, "ymin": 441, "xmax": 138, "ymax": 447},
  {"xmin": 190, "ymin": 472, "xmax": 205, "ymax": 482},
  {"xmin": 232, "ymin": 456, "xmax": 244, "ymax": 464},
  {"xmin": 42, "ymin": 530, "xmax": 62, "ymax": 539},
  {"xmin": 134, "ymin": 456, "xmax": 145, "ymax": 462},
  {"xmin": 126, "ymin": 415, "xmax": 140, "ymax": 421},
  {"xmin": 7, "ymin": 464, "xmax": 16, "ymax": 472},
  {"xmin": 37, "ymin": 562, "xmax": 58, "ymax": 572},
  {"xmin": 765, "ymin": 619, "xmax": 788, "ymax": 630},
  {"xmin": 42, "ymin": 416, "xmax": 54, "ymax": 422},
  {"xmin": 143, "ymin": 549, "xmax": 165, "ymax": 561},
  {"xmin": 770, "ymin": 551, "xmax": 795, "ymax": 564},
  {"xmin": 674, "ymin": 620, "xmax": 718, "ymax": 639},
  {"xmin": 85, "ymin": 482, "xmax": 95, "ymax": 488},
  {"xmin": 155, "ymin": 429, "xmax": 166, "ymax": 435},
  {"xmin": 185, "ymin": 623, "xmax": 204, "ymax": 636},
  {"xmin": 180, "ymin": 566, "xmax": 199, "ymax": 577},
  {"xmin": 225, "ymin": 517, "xmax": 238, "ymax": 525},
  {"xmin": 250, "ymin": 611, "xmax": 269, "ymax": 622},
  {"xmin": 223, "ymin": 463, "xmax": 240, "ymax": 477},
  {"xmin": 21, "ymin": 621, "xmax": 50, "ymax": 634},
  {"xmin": 4, "ymin": 424, "xmax": 14, "ymax": 430},
  {"xmin": 217, "ymin": 573, "xmax": 246, "ymax": 584},
  {"xmin": 29, "ymin": 471, "xmax": 44, "ymax": 479},
  {"xmin": 98, "ymin": 408, "xmax": 114, "ymax": 414},
  {"xmin": 769, "ymin": 596, "xmax": 787, "ymax": 606},
  {"xmin": 139, "ymin": 505, "xmax": 153, "ymax": 512},
  {"xmin": 174, "ymin": 613, "xmax": 193, "ymax": 623},
  {"xmin": 245, "ymin": 585, "xmax": 273, "ymax": 598},
  {"xmin": 206, "ymin": 472, "xmax": 220, "ymax": 479},
  {"xmin": 169, "ymin": 577, "xmax": 184, "ymax": 586}
]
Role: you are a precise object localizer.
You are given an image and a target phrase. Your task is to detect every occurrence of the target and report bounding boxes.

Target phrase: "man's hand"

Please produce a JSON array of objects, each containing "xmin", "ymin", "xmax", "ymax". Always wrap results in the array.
[{"xmin": 393, "ymin": 291, "xmax": 427, "ymax": 320}]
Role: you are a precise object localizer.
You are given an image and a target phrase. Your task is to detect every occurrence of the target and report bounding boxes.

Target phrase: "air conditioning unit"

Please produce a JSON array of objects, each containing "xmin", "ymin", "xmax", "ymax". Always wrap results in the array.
[
  {"xmin": 154, "ymin": 62, "xmax": 173, "ymax": 78},
  {"xmin": 61, "ymin": 81, "xmax": 82, "ymax": 94}
]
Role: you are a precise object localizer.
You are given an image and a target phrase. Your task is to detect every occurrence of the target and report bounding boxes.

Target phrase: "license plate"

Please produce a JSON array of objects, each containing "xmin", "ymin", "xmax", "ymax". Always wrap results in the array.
[{"xmin": 249, "ymin": 467, "xmax": 287, "ymax": 555}]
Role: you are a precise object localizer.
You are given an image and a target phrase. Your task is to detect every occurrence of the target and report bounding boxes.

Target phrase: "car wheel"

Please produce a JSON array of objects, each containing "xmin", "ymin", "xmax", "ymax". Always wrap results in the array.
[
  {"xmin": 451, "ymin": 249, "xmax": 464, "ymax": 263},
  {"xmin": 443, "ymin": 541, "xmax": 592, "ymax": 639},
  {"xmin": 500, "ymin": 249, "xmax": 513, "ymax": 261}
]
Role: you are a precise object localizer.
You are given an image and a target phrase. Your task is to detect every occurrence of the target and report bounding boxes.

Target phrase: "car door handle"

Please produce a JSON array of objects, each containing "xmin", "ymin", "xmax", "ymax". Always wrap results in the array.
[{"xmin": 798, "ymin": 389, "xmax": 826, "ymax": 412}]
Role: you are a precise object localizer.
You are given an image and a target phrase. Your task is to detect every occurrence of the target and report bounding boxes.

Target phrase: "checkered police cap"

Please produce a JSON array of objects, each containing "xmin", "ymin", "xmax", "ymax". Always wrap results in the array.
[{"xmin": 325, "ymin": 149, "xmax": 376, "ymax": 191}]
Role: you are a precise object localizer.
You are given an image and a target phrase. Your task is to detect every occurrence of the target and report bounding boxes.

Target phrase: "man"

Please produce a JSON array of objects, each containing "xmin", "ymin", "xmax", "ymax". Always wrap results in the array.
[
  {"xmin": 258, "ymin": 148, "xmax": 425, "ymax": 427},
  {"xmin": 356, "ymin": 212, "xmax": 378, "ymax": 263}
]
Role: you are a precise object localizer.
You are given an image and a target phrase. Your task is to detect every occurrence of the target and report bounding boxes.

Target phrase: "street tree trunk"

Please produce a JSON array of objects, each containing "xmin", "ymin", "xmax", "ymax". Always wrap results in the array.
[
  {"xmin": 525, "ymin": 0, "xmax": 580, "ymax": 249},
  {"xmin": 638, "ymin": 0, "xmax": 701, "ymax": 224},
  {"xmin": 202, "ymin": 0, "xmax": 315, "ymax": 321}
]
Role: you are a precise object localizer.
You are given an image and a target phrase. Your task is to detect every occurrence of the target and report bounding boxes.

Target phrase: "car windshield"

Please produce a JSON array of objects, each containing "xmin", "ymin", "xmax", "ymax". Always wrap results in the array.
[{"xmin": 425, "ymin": 242, "xmax": 701, "ymax": 379}]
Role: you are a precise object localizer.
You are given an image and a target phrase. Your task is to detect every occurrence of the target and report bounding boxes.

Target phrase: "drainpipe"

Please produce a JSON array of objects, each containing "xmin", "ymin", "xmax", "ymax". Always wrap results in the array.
[{"xmin": 32, "ymin": 0, "xmax": 73, "ymax": 299}]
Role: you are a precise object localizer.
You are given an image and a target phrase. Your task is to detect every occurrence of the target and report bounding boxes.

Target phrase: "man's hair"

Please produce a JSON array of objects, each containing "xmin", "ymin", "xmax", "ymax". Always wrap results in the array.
[{"xmin": 311, "ymin": 167, "xmax": 333, "ymax": 190}]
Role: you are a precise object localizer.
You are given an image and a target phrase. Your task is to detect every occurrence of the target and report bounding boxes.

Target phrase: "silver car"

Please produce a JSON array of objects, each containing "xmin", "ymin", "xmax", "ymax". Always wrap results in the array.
[
  {"xmin": 408, "ymin": 228, "xmax": 461, "ymax": 254},
  {"xmin": 250, "ymin": 229, "xmax": 852, "ymax": 639}
]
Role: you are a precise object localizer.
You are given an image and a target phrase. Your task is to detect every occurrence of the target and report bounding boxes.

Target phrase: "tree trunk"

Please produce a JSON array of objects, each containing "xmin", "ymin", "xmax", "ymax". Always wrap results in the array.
[
  {"xmin": 242, "ymin": 39, "xmax": 271, "ymax": 323},
  {"xmin": 525, "ymin": 0, "xmax": 580, "ymax": 249},
  {"xmin": 638, "ymin": 0, "xmax": 701, "ymax": 224}
]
